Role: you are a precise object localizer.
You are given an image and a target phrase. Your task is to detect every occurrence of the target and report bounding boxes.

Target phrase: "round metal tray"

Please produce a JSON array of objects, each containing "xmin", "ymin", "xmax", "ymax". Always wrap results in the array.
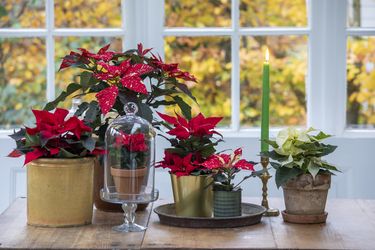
[{"xmin": 154, "ymin": 203, "xmax": 266, "ymax": 228}]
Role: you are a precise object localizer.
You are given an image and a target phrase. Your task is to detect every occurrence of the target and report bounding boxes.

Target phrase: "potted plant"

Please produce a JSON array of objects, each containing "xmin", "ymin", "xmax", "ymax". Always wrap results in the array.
[
  {"xmin": 46, "ymin": 43, "xmax": 197, "ymax": 211},
  {"xmin": 8, "ymin": 108, "xmax": 104, "ymax": 227},
  {"xmin": 202, "ymin": 148, "xmax": 259, "ymax": 217},
  {"xmin": 156, "ymin": 112, "xmax": 223, "ymax": 217},
  {"xmin": 261, "ymin": 127, "xmax": 339, "ymax": 224},
  {"xmin": 109, "ymin": 131, "xmax": 150, "ymax": 198}
]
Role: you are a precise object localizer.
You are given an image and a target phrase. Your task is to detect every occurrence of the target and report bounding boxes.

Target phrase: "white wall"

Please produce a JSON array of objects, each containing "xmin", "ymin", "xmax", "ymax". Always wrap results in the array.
[{"xmin": 1, "ymin": 134, "xmax": 374, "ymax": 214}]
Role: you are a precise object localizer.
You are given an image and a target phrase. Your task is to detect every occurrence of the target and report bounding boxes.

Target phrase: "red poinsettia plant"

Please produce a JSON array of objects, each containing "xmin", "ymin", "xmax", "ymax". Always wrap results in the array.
[
  {"xmin": 202, "ymin": 148, "xmax": 260, "ymax": 191},
  {"xmin": 156, "ymin": 112, "xmax": 223, "ymax": 177},
  {"xmin": 112, "ymin": 131, "xmax": 150, "ymax": 170},
  {"xmin": 7, "ymin": 108, "xmax": 104, "ymax": 165},
  {"xmin": 45, "ymin": 43, "xmax": 197, "ymax": 142}
]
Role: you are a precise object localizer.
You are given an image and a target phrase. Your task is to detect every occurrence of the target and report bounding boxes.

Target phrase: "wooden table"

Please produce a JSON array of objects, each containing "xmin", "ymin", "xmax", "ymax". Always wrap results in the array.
[{"xmin": 1, "ymin": 197, "xmax": 375, "ymax": 249}]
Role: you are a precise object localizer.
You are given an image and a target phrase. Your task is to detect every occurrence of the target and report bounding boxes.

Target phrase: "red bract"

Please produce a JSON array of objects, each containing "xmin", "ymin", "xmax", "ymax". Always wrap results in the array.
[
  {"xmin": 95, "ymin": 60, "xmax": 153, "ymax": 94},
  {"xmin": 202, "ymin": 148, "xmax": 255, "ymax": 171},
  {"xmin": 151, "ymin": 53, "xmax": 197, "ymax": 82},
  {"xmin": 78, "ymin": 44, "xmax": 114, "ymax": 62},
  {"xmin": 157, "ymin": 151, "xmax": 198, "ymax": 177},
  {"xmin": 26, "ymin": 108, "xmax": 91, "ymax": 140},
  {"xmin": 96, "ymin": 85, "xmax": 119, "ymax": 114},
  {"xmin": 157, "ymin": 112, "xmax": 222, "ymax": 140},
  {"xmin": 115, "ymin": 132, "xmax": 148, "ymax": 152},
  {"xmin": 137, "ymin": 43, "xmax": 152, "ymax": 56}
]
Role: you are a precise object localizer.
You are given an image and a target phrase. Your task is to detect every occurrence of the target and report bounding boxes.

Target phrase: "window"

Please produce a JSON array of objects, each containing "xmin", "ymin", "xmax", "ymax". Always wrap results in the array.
[
  {"xmin": 0, "ymin": 0, "xmax": 374, "ymax": 136},
  {"xmin": 346, "ymin": 0, "xmax": 375, "ymax": 129},
  {"xmin": 0, "ymin": 0, "xmax": 124, "ymax": 128}
]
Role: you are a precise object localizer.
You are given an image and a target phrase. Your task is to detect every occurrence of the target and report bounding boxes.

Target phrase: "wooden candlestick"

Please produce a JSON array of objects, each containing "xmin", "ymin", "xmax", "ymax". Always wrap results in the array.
[{"xmin": 260, "ymin": 156, "xmax": 280, "ymax": 217}]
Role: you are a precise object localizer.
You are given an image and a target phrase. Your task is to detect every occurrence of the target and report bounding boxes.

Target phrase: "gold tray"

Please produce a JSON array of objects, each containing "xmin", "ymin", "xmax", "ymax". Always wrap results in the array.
[{"xmin": 154, "ymin": 203, "xmax": 266, "ymax": 228}]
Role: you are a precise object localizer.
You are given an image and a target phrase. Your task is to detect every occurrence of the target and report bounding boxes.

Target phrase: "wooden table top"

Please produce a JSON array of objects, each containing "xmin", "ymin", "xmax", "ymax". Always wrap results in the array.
[{"xmin": 1, "ymin": 197, "xmax": 375, "ymax": 250}]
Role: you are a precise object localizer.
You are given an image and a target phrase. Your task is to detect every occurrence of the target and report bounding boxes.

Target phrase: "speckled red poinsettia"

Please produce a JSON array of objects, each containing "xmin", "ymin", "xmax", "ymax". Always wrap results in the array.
[
  {"xmin": 115, "ymin": 132, "xmax": 148, "ymax": 152},
  {"xmin": 8, "ymin": 108, "xmax": 104, "ymax": 165}
]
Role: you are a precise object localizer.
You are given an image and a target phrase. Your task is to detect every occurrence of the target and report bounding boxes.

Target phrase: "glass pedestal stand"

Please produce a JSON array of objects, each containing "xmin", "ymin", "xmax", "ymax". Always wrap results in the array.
[{"xmin": 101, "ymin": 188, "xmax": 159, "ymax": 232}]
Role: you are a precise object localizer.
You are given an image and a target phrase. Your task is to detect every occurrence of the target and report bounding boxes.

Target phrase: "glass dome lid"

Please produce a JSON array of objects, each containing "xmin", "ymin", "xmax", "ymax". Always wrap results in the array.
[{"xmin": 101, "ymin": 102, "xmax": 158, "ymax": 232}]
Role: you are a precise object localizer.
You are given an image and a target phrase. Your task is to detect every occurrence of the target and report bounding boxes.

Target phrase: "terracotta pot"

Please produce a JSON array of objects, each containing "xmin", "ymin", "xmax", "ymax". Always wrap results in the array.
[
  {"xmin": 110, "ymin": 167, "xmax": 148, "ymax": 200},
  {"xmin": 171, "ymin": 174, "xmax": 213, "ymax": 217},
  {"xmin": 27, "ymin": 157, "xmax": 95, "ymax": 227},
  {"xmin": 282, "ymin": 173, "xmax": 331, "ymax": 223},
  {"xmin": 93, "ymin": 157, "xmax": 148, "ymax": 212},
  {"xmin": 213, "ymin": 189, "xmax": 242, "ymax": 217}
]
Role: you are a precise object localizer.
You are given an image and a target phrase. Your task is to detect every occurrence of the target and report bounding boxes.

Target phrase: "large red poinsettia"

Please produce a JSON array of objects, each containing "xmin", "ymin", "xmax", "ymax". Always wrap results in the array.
[
  {"xmin": 8, "ymin": 108, "xmax": 104, "ymax": 165},
  {"xmin": 157, "ymin": 112, "xmax": 222, "ymax": 140}
]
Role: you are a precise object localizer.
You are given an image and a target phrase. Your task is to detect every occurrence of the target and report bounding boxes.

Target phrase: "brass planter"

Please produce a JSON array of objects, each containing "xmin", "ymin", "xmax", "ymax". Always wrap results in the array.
[
  {"xmin": 27, "ymin": 157, "xmax": 95, "ymax": 227},
  {"xmin": 171, "ymin": 174, "xmax": 213, "ymax": 217}
]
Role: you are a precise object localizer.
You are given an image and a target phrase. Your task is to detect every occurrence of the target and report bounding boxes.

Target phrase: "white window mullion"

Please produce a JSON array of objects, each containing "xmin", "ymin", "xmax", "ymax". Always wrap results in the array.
[
  {"xmin": 231, "ymin": 0, "xmax": 240, "ymax": 131},
  {"xmin": 121, "ymin": 0, "xmax": 126, "ymax": 50},
  {"xmin": 308, "ymin": 0, "xmax": 346, "ymax": 135},
  {"xmin": 46, "ymin": 0, "xmax": 55, "ymax": 102}
]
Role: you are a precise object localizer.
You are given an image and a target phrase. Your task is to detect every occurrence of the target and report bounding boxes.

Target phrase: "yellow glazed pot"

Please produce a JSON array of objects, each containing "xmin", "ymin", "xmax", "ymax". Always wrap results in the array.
[
  {"xmin": 27, "ymin": 157, "xmax": 95, "ymax": 227},
  {"xmin": 170, "ymin": 174, "xmax": 213, "ymax": 217}
]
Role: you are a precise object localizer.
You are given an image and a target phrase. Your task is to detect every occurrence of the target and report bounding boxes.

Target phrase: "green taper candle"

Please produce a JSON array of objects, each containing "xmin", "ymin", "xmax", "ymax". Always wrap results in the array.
[{"xmin": 261, "ymin": 48, "xmax": 270, "ymax": 152}]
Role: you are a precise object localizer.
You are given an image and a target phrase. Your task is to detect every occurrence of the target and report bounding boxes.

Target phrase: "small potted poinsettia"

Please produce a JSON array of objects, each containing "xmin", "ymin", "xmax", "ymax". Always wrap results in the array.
[
  {"xmin": 202, "ymin": 148, "xmax": 258, "ymax": 217},
  {"xmin": 261, "ymin": 127, "xmax": 339, "ymax": 224},
  {"xmin": 109, "ymin": 131, "xmax": 150, "ymax": 197},
  {"xmin": 47, "ymin": 43, "xmax": 198, "ymax": 212},
  {"xmin": 156, "ymin": 112, "xmax": 222, "ymax": 217},
  {"xmin": 8, "ymin": 108, "xmax": 104, "ymax": 227}
]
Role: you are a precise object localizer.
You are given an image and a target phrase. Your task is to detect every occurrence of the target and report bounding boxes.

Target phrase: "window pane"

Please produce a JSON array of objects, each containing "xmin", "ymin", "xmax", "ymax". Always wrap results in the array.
[
  {"xmin": 165, "ymin": 0, "xmax": 231, "ymax": 27},
  {"xmin": 165, "ymin": 36, "xmax": 231, "ymax": 126},
  {"xmin": 240, "ymin": 0, "xmax": 307, "ymax": 27},
  {"xmin": 55, "ymin": 37, "xmax": 122, "ymax": 108},
  {"xmin": 240, "ymin": 36, "xmax": 307, "ymax": 127},
  {"xmin": 0, "ymin": 38, "xmax": 46, "ymax": 128},
  {"xmin": 347, "ymin": 0, "xmax": 375, "ymax": 28},
  {"xmin": 347, "ymin": 36, "xmax": 375, "ymax": 128},
  {"xmin": 54, "ymin": 0, "xmax": 121, "ymax": 28},
  {"xmin": 0, "ymin": 0, "xmax": 45, "ymax": 28}
]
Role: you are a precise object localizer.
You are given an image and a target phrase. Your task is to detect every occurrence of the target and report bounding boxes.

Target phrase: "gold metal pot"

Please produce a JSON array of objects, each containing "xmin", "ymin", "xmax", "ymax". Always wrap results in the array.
[
  {"xmin": 27, "ymin": 157, "xmax": 95, "ymax": 227},
  {"xmin": 170, "ymin": 174, "xmax": 213, "ymax": 217}
]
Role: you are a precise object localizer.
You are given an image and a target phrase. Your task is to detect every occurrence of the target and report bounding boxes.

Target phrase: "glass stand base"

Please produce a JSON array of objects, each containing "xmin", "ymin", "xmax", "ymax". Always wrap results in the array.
[{"xmin": 112, "ymin": 223, "xmax": 147, "ymax": 232}]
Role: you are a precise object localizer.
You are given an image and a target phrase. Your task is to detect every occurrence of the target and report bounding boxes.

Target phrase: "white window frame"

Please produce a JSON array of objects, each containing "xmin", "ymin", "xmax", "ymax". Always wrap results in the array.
[{"xmin": 0, "ymin": 0, "xmax": 374, "ymax": 139}]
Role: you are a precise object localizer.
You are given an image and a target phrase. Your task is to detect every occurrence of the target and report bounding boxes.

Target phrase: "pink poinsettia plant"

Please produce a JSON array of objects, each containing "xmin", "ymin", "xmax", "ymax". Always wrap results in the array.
[
  {"xmin": 45, "ymin": 43, "xmax": 197, "ymax": 142},
  {"xmin": 202, "ymin": 148, "xmax": 260, "ymax": 191},
  {"xmin": 156, "ymin": 112, "xmax": 223, "ymax": 177},
  {"xmin": 7, "ymin": 108, "xmax": 104, "ymax": 165}
]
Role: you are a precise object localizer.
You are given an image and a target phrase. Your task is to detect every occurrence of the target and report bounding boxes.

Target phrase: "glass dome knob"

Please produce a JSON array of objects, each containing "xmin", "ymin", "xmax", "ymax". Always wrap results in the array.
[{"xmin": 124, "ymin": 102, "xmax": 138, "ymax": 115}]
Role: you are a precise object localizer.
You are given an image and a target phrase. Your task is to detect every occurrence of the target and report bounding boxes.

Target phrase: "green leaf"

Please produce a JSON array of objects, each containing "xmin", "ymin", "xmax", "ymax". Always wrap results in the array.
[
  {"xmin": 270, "ymin": 161, "xmax": 281, "ymax": 169},
  {"xmin": 307, "ymin": 160, "xmax": 320, "ymax": 179},
  {"xmin": 173, "ymin": 96, "xmax": 192, "ymax": 120},
  {"xmin": 59, "ymin": 148, "xmax": 79, "ymax": 158},
  {"xmin": 261, "ymin": 139, "xmax": 279, "ymax": 149},
  {"xmin": 138, "ymin": 103, "xmax": 153, "ymax": 123},
  {"xmin": 79, "ymin": 71, "xmax": 96, "ymax": 91},
  {"xmin": 24, "ymin": 133, "xmax": 39, "ymax": 147},
  {"xmin": 175, "ymin": 83, "xmax": 197, "ymax": 103},
  {"xmin": 82, "ymin": 137, "xmax": 96, "ymax": 151},
  {"xmin": 74, "ymin": 102, "xmax": 89, "ymax": 117},
  {"xmin": 313, "ymin": 131, "xmax": 332, "ymax": 141},
  {"xmin": 260, "ymin": 150, "xmax": 289, "ymax": 162},
  {"xmin": 275, "ymin": 167, "xmax": 302, "ymax": 188},
  {"xmin": 9, "ymin": 129, "xmax": 26, "ymax": 141},
  {"xmin": 44, "ymin": 83, "xmax": 81, "ymax": 111},
  {"xmin": 84, "ymin": 101, "xmax": 99, "ymax": 123}
]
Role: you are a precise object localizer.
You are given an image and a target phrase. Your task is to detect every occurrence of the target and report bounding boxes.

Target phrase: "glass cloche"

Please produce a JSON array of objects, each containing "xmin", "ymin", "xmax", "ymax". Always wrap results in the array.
[{"xmin": 101, "ymin": 102, "xmax": 158, "ymax": 232}]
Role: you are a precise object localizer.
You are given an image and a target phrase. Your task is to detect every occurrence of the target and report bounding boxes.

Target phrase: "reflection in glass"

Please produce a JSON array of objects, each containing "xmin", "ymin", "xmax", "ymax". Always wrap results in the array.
[
  {"xmin": 240, "ymin": 0, "xmax": 307, "ymax": 27},
  {"xmin": 165, "ymin": 36, "xmax": 231, "ymax": 127},
  {"xmin": 240, "ymin": 36, "xmax": 307, "ymax": 127},
  {"xmin": 0, "ymin": 38, "xmax": 46, "ymax": 128},
  {"xmin": 347, "ymin": 36, "xmax": 375, "ymax": 128},
  {"xmin": 55, "ymin": 37, "xmax": 122, "ymax": 108},
  {"xmin": 165, "ymin": 0, "xmax": 231, "ymax": 27},
  {"xmin": 0, "ymin": 0, "xmax": 45, "ymax": 28},
  {"xmin": 54, "ymin": 0, "xmax": 121, "ymax": 28},
  {"xmin": 347, "ymin": 0, "xmax": 375, "ymax": 28}
]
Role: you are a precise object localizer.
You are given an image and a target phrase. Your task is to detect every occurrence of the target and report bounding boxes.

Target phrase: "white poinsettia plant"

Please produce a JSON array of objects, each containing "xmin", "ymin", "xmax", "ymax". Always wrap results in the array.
[{"xmin": 261, "ymin": 127, "xmax": 339, "ymax": 188}]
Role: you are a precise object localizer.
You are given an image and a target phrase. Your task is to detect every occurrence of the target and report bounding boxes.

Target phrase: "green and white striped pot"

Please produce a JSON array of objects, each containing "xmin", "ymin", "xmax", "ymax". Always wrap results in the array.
[{"xmin": 213, "ymin": 189, "xmax": 242, "ymax": 217}]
